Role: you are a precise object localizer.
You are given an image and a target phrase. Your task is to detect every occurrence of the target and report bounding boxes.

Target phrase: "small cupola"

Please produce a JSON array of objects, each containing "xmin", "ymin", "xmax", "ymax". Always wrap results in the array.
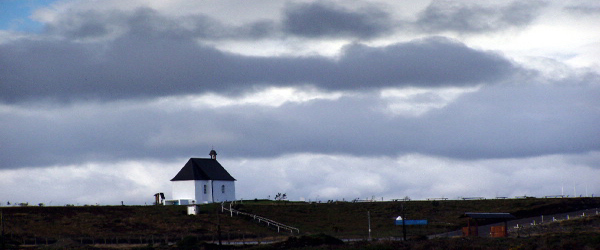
[{"xmin": 209, "ymin": 149, "xmax": 217, "ymax": 160}]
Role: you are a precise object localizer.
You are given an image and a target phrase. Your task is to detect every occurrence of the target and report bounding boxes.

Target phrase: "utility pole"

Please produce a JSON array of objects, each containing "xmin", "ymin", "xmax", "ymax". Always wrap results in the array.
[
  {"xmin": 216, "ymin": 206, "xmax": 222, "ymax": 246},
  {"xmin": 1, "ymin": 209, "xmax": 5, "ymax": 250},
  {"xmin": 367, "ymin": 211, "xmax": 371, "ymax": 241},
  {"xmin": 401, "ymin": 203, "xmax": 407, "ymax": 241}
]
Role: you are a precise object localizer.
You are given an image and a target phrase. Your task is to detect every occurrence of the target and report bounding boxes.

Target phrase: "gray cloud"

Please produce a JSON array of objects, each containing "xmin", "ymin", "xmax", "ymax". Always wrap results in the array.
[
  {"xmin": 417, "ymin": 82, "xmax": 600, "ymax": 159},
  {"xmin": 40, "ymin": 2, "xmax": 393, "ymax": 42},
  {"xmin": 2, "ymin": 77, "xmax": 599, "ymax": 170},
  {"xmin": 1, "ymin": 0, "xmax": 599, "ymax": 207},
  {"xmin": 0, "ymin": 34, "xmax": 518, "ymax": 103},
  {"xmin": 282, "ymin": 1, "xmax": 393, "ymax": 38},
  {"xmin": 44, "ymin": 7, "xmax": 275, "ymax": 41},
  {"xmin": 30, "ymin": 0, "xmax": 551, "ymax": 45},
  {"xmin": 40, "ymin": 2, "xmax": 397, "ymax": 42},
  {"xmin": 564, "ymin": 3, "xmax": 600, "ymax": 15},
  {"xmin": 3, "ymin": 152, "xmax": 599, "ymax": 205},
  {"xmin": 44, "ymin": 9, "xmax": 119, "ymax": 39},
  {"xmin": 18, "ymin": 0, "xmax": 554, "ymax": 47},
  {"xmin": 334, "ymin": 38, "xmax": 517, "ymax": 87},
  {"xmin": 416, "ymin": 1, "xmax": 547, "ymax": 33},
  {"xmin": 222, "ymin": 82, "xmax": 600, "ymax": 160}
]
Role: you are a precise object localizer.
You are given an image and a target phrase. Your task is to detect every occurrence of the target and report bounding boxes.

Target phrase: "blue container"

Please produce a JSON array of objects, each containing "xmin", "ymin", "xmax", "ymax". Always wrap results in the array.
[{"xmin": 395, "ymin": 219, "xmax": 428, "ymax": 225}]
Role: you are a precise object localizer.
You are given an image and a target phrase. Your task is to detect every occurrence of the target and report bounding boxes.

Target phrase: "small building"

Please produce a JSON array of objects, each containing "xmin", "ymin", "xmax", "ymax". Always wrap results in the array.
[
  {"xmin": 461, "ymin": 212, "xmax": 515, "ymax": 237},
  {"xmin": 165, "ymin": 150, "xmax": 236, "ymax": 205},
  {"xmin": 154, "ymin": 192, "xmax": 165, "ymax": 205},
  {"xmin": 187, "ymin": 204, "xmax": 200, "ymax": 215}
]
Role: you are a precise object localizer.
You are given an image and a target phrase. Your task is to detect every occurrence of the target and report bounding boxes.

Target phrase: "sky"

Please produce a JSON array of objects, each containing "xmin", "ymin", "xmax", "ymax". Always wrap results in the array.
[{"xmin": 1, "ymin": 0, "xmax": 599, "ymax": 206}]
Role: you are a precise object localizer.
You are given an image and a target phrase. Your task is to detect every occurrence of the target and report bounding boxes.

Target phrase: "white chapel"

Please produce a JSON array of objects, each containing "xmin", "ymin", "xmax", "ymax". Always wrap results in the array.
[{"xmin": 166, "ymin": 150, "xmax": 236, "ymax": 205}]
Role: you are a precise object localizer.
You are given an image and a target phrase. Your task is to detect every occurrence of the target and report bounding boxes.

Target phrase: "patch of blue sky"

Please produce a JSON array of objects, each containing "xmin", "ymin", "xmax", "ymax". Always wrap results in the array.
[{"xmin": 0, "ymin": 0, "xmax": 58, "ymax": 33}]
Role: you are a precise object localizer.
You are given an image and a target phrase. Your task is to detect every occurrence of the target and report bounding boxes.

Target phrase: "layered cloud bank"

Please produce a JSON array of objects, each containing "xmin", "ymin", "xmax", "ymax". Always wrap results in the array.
[
  {"xmin": 2, "ymin": 36, "xmax": 519, "ymax": 102},
  {"xmin": 1, "ymin": 0, "xmax": 599, "ymax": 205}
]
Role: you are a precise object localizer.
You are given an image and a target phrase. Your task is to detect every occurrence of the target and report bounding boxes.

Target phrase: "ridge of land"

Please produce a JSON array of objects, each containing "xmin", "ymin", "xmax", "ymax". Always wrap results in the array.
[{"xmin": 1, "ymin": 197, "xmax": 599, "ymax": 248}]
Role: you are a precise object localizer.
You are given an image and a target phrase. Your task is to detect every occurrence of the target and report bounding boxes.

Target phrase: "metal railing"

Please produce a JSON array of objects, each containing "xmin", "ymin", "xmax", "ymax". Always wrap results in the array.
[{"xmin": 221, "ymin": 202, "xmax": 300, "ymax": 234}]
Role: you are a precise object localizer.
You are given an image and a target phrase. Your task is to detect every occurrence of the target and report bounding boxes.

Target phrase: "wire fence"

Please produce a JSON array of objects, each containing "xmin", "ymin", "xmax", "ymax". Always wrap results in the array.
[
  {"xmin": 431, "ymin": 208, "xmax": 600, "ymax": 238},
  {"xmin": 222, "ymin": 202, "xmax": 300, "ymax": 234}
]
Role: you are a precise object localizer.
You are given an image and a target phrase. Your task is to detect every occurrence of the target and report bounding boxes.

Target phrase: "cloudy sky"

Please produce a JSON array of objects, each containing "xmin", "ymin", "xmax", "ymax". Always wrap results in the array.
[{"xmin": 1, "ymin": 0, "xmax": 599, "ymax": 206}]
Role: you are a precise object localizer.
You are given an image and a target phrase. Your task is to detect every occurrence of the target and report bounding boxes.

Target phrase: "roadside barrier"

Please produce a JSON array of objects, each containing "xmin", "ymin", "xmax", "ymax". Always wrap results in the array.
[{"xmin": 221, "ymin": 202, "xmax": 300, "ymax": 234}]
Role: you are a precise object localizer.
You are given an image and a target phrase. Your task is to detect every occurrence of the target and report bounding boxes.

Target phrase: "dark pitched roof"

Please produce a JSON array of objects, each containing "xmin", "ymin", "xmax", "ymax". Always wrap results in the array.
[{"xmin": 171, "ymin": 158, "xmax": 236, "ymax": 181}]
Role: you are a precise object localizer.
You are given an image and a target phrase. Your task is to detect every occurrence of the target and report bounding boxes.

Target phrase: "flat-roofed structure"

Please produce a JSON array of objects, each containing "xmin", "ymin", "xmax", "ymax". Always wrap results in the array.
[{"xmin": 461, "ymin": 212, "xmax": 515, "ymax": 237}]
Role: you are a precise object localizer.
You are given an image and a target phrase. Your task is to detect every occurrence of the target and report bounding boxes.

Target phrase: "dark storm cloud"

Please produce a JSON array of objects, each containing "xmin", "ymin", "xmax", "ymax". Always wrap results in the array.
[
  {"xmin": 282, "ymin": 1, "xmax": 393, "ymax": 38},
  {"xmin": 334, "ymin": 38, "xmax": 517, "ymax": 87},
  {"xmin": 221, "ymin": 82, "xmax": 600, "ymax": 160},
  {"xmin": 2, "ymin": 79, "xmax": 599, "ymax": 170},
  {"xmin": 39, "ymin": 0, "xmax": 549, "ymax": 42},
  {"xmin": 417, "ymin": 83, "xmax": 600, "ymax": 159},
  {"xmin": 40, "ymin": 2, "xmax": 396, "ymax": 42},
  {"xmin": 0, "ymin": 34, "xmax": 517, "ymax": 103},
  {"xmin": 416, "ymin": 1, "xmax": 547, "ymax": 33}
]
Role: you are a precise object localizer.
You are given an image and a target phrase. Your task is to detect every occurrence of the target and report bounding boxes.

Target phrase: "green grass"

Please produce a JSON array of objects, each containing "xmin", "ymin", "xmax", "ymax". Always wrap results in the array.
[
  {"xmin": 1, "ymin": 197, "xmax": 599, "ymax": 245},
  {"xmin": 235, "ymin": 197, "xmax": 600, "ymax": 239},
  {"xmin": 1, "ymin": 204, "xmax": 281, "ymax": 243}
]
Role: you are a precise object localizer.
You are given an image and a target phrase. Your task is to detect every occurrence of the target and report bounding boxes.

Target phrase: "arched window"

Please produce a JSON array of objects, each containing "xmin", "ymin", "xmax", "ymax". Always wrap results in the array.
[{"xmin": 221, "ymin": 185, "xmax": 225, "ymax": 193}]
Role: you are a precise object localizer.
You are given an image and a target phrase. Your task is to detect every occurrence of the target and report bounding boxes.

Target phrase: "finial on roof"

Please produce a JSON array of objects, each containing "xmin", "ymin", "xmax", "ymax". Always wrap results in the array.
[{"xmin": 209, "ymin": 149, "xmax": 217, "ymax": 160}]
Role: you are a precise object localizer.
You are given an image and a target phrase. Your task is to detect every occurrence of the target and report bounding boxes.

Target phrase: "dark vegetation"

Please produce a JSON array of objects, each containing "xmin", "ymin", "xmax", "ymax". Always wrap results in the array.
[
  {"xmin": 1, "ymin": 204, "xmax": 285, "ymax": 248},
  {"xmin": 235, "ymin": 197, "xmax": 600, "ymax": 238},
  {"xmin": 0, "ymin": 197, "xmax": 599, "ymax": 249}
]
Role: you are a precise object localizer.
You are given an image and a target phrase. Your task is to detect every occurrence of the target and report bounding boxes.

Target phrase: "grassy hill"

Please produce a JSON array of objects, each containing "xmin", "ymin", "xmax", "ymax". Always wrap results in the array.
[
  {"xmin": 235, "ymin": 197, "xmax": 600, "ymax": 239},
  {"xmin": 1, "ymin": 197, "xmax": 599, "ymax": 248},
  {"xmin": 1, "ymin": 204, "xmax": 281, "ymax": 245}
]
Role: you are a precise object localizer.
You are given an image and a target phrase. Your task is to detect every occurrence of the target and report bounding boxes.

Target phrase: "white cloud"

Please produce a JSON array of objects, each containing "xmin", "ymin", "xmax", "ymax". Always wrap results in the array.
[
  {"xmin": 4, "ymin": 152, "xmax": 598, "ymax": 206},
  {"xmin": 380, "ymin": 86, "xmax": 480, "ymax": 116},
  {"xmin": 0, "ymin": 160, "xmax": 183, "ymax": 206},
  {"xmin": 156, "ymin": 86, "xmax": 344, "ymax": 109},
  {"xmin": 461, "ymin": 3, "xmax": 600, "ymax": 72},
  {"xmin": 223, "ymin": 152, "xmax": 600, "ymax": 202}
]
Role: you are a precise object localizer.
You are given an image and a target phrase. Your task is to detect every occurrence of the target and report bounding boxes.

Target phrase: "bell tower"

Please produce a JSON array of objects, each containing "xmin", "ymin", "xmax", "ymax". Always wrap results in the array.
[{"xmin": 209, "ymin": 149, "xmax": 217, "ymax": 160}]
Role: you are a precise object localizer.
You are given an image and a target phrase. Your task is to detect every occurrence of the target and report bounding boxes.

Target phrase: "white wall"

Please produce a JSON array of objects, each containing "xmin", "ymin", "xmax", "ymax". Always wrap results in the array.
[
  {"xmin": 193, "ymin": 180, "xmax": 211, "ymax": 203},
  {"xmin": 172, "ymin": 180, "xmax": 235, "ymax": 204},
  {"xmin": 211, "ymin": 180, "xmax": 236, "ymax": 202},
  {"xmin": 172, "ymin": 180, "xmax": 195, "ymax": 201}
]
